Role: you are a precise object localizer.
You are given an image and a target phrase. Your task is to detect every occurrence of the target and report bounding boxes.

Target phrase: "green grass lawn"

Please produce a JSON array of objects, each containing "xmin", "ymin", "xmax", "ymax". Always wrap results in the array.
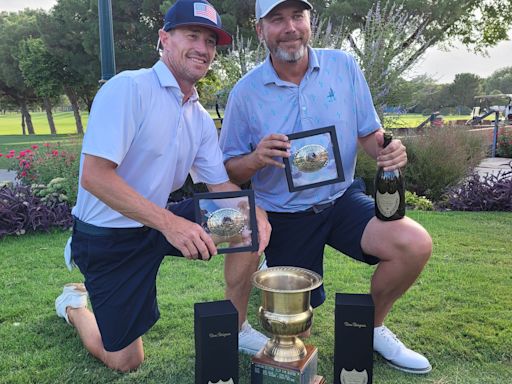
[
  {"xmin": 0, "ymin": 111, "xmax": 89, "ymax": 136},
  {"xmin": 0, "ymin": 211, "xmax": 510, "ymax": 383},
  {"xmin": 385, "ymin": 114, "xmax": 470, "ymax": 128},
  {"xmin": 0, "ymin": 112, "xmax": 471, "ymax": 169}
]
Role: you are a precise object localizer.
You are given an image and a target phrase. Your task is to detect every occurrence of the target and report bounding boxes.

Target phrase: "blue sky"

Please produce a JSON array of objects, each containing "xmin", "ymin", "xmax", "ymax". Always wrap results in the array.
[{"xmin": 2, "ymin": 0, "xmax": 511, "ymax": 83}]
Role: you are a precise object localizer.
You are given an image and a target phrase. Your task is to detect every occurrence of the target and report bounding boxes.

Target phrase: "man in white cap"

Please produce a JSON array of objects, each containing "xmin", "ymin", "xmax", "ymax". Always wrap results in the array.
[
  {"xmin": 54, "ymin": 0, "xmax": 270, "ymax": 371},
  {"xmin": 220, "ymin": 0, "xmax": 433, "ymax": 374}
]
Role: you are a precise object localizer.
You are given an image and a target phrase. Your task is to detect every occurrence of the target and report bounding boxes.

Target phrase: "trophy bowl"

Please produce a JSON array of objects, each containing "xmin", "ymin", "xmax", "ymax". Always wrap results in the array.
[{"xmin": 252, "ymin": 267, "xmax": 322, "ymax": 363}]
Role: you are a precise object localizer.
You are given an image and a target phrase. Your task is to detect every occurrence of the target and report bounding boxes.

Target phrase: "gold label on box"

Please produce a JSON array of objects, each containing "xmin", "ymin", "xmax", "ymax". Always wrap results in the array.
[{"xmin": 340, "ymin": 368, "xmax": 368, "ymax": 384}]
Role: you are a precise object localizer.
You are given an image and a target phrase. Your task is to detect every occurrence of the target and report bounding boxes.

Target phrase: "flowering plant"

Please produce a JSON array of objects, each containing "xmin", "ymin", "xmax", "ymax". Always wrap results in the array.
[{"xmin": 0, "ymin": 142, "xmax": 81, "ymax": 205}]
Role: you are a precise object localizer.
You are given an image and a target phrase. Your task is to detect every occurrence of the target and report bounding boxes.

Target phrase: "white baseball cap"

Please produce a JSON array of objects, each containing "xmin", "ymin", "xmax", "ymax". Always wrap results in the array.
[{"xmin": 255, "ymin": 0, "xmax": 313, "ymax": 21}]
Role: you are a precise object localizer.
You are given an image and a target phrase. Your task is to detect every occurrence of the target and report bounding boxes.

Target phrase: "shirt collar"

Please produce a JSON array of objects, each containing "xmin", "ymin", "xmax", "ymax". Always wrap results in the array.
[
  {"xmin": 153, "ymin": 60, "xmax": 199, "ymax": 102},
  {"xmin": 262, "ymin": 46, "xmax": 320, "ymax": 86}
]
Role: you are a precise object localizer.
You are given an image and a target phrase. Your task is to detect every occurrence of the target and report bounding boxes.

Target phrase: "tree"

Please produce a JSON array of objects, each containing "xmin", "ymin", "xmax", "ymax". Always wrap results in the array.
[
  {"xmin": 404, "ymin": 75, "xmax": 446, "ymax": 113},
  {"xmin": 39, "ymin": 0, "xmax": 169, "ymax": 114},
  {"xmin": 207, "ymin": 1, "xmax": 511, "ymax": 53},
  {"xmin": 109, "ymin": 0, "xmax": 163, "ymax": 71},
  {"xmin": 448, "ymin": 73, "xmax": 482, "ymax": 111},
  {"xmin": 37, "ymin": 0, "xmax": 101, "ymax": 134},
  {"xmin": 337, "ymin": 2, "xmax": 432, "ymax": 119},
  {"xmin": 0, "ymin": 10, "xmax": 40, "ymax": 134},
  {"xmin": 321, "ymin": 0, "xmax": 511, "ymax": 52},
  {"xmin": 484, "ymin": 67, "xmax": 512, "ymax": 94},
  {"xmin": 18, "ymin": 38, "xmax": 62, "ymax": 134}
]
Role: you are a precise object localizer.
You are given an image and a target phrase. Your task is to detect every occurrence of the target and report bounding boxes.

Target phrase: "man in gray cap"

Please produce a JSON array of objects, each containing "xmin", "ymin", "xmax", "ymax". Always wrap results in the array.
[
  {"xmin": 220, "ymin": 0, "xmax": 433, "ymax": 374},
  {"xmin": 55, "ymin": 0, "xmax": 270, "ymax": 371}
]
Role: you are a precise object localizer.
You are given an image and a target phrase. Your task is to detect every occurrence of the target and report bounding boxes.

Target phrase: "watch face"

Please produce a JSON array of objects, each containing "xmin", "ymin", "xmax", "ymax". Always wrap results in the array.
[{"xmin": 284, "ymin": 126, "xmax": 345, "ymax": 192}]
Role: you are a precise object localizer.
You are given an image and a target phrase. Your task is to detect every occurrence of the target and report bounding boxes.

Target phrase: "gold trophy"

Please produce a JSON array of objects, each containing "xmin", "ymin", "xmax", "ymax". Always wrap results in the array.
[{"xmin": 251, "ymin": 267, "xmax": 325, "ymax": 384}]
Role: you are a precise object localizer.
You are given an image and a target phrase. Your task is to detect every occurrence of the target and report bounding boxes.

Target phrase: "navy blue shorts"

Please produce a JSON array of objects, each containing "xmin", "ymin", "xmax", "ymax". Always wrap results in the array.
[
  {"xmin": 71, "ymin": 199, "xmax": 194, "ymax": 352},
  {"xmin": 265, "ymin": 179, "xmax": 379, "ymax": 308}
]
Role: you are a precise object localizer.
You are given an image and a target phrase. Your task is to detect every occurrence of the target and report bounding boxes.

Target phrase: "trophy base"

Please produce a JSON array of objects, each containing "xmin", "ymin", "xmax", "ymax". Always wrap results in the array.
[{"xmin": 251, "ymin": 345, "xmax": 324, "ymax": 384}]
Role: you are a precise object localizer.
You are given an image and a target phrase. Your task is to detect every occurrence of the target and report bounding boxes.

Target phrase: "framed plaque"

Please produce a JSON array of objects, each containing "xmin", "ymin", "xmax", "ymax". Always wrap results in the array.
[
  {"xmin": 193, "ymin": 190, "xmax": 258, "ymax": 254},
  {"xmin": 283, "ymin": 126, "xmax": 344, "ymax": 192}
]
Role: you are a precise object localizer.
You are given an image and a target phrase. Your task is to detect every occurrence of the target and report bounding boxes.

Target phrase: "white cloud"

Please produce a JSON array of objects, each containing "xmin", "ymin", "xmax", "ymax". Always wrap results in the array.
[
  {"xmin": 0, "ymin": 0, "xmax": 57, "ymax": 12},
  {"xmin": 410, "ymin": 37, "xmax": 512, "ymax": 83}
]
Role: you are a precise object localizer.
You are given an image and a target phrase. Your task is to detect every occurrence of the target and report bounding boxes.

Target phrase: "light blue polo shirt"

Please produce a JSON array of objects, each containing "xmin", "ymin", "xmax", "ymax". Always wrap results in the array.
[
  {"xmin": 219, "ymin": 48, "xmax": 381, "ymax": 212},
  {"xmin": 73, "ymin": 60, "xmax": 228, "ymax": 227}
]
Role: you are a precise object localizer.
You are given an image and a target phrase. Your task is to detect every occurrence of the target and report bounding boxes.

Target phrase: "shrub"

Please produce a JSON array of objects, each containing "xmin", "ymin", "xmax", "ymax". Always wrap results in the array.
[
  {"xmin": 440, "ymin": 107, "xmax": 456, "ymax": 115},
  {"xmin": 31, "ymin": 178, "xmax": 70, "ymax": 207},
  {"xmin": 355, "ymin": 147, "xmax": 377, "ymax": 196},
  {"xmin": 402, "ymin": 126, "xmax": 487, "ymax": 202},
  {"xmin": 2, "ymin": 141, "xmax": 81, "ymax": 206},
  {"xmin": 441, "ymin": 168, "xmax": 512, "ymax": 211},
  {"xmin": 496, "ymin": 128, "xmax": 512, "ymax": 158},
  {"xmin": 0, "ymin": 184, "xmax": 72, "ymax": 238},
  {"xmin": 405, "ymin": 191, "xmax": 433, "ymax": 210}
]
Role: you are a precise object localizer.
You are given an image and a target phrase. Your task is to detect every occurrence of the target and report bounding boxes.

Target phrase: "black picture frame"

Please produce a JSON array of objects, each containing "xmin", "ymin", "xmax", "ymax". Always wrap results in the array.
[
  {"xmin": 283, "ymin": 126, "xmax": 345, "ymax": 192},
  {"xmin": 193, "ymin": 190, "xmax": 258, "ymax": 254}
]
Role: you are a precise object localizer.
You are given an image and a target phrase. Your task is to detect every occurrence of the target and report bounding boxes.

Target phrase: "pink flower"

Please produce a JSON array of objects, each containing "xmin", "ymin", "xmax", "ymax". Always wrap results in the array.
[
  {"xmin": 6, "ymin": 154, "xmax": 13, "ymax": 159},
  {"xmin": 0, "ymin": 153, "xmax": 3, "ymax": 157},
  {"xmin": 9, "ymin": 149, "xmax": 15, "ymax": 154},
  {"xmin": 20, "ymin": 171, "xmax": 27, "ymax": 177},
  {"xmin": 31, "ymin": 144, "xmax": 39, "ymax": 149},
  {"xmin": 43, "ymin": 142, "xmax": 50, "ymax": 147},
  {"xmin": 52, "ymin": 150, "xmax": 59, "ymax": 156},
  {"xmin": 25, "ymin": 163, "xmax": 31, "ymax": 169}
]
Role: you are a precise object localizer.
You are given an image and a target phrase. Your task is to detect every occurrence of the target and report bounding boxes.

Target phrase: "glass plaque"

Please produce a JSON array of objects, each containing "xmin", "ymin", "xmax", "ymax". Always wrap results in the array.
[
  {"xmin": 193, "ymin": 190, "xmax": 258, "ymax": 254},
  {"xmin": 283, "ymin": 126, "xmax": 344, "ymax": 192}
]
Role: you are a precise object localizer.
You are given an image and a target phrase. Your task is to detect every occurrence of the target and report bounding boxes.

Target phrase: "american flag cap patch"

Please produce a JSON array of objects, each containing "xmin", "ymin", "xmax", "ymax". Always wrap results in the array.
[{"xmin": 193, "ymin": 2, "xmax": 218, "ymax": 25}]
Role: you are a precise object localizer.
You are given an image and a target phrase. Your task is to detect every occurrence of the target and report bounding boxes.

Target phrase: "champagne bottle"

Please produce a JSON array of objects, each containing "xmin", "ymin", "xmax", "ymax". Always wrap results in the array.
[{"xmin": 374, "ymin": 132, "xmax": 405, "ymax": 221}]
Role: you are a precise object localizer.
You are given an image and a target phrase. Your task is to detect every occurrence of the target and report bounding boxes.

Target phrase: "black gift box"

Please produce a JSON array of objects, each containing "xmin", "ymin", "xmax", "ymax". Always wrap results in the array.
[
  {"xmin": 194, "ymin": 300, "xmax": 239, "ymax": 384},
  {"xmin": 334, "ymin": 293, "xmax": 374, "ymax": 384}
]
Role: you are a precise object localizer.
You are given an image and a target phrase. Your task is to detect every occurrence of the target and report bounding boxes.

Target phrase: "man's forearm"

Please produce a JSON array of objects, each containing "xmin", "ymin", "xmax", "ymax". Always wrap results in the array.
[
  {"xmin": 224, "ymin": 153, "xmax": 261, "ymax": 185},
  {"xmin": 207, "ymin": 180, "xmax": 241, "ymax": 193},
  {"xmin": 81, "ymin": 155, "xmax": 177, "ymax": 232}
]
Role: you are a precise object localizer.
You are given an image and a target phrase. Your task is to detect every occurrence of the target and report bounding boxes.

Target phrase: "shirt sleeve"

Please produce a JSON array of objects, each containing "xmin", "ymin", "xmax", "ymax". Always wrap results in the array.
[
  {"xmin": 347, "ymin": 55, "xmax": 382, "ymax": 137},
  {"xmin": 81, "ymin": 75, "xmax": 141, "ymax": 165},
  {"xmin": 190, "ymin": 113, "xmax": 229, "ymax": 185},
  {"xmin": 218, "ymin": 86, "xmax": 252, "ymax": 162}
]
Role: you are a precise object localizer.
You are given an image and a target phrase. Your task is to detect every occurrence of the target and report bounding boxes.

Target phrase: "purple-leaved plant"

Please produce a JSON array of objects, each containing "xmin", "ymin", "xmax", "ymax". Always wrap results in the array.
[
  {"xmin": 0, "ymin": 184, "xmax": 72, "ymax": 238},
  {"xmin": 442, "ymin": 167, "xmax": 512, "ymax": 211}
]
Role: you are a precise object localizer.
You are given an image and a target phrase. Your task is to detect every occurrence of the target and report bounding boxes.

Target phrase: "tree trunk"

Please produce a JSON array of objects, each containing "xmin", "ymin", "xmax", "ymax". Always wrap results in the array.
[
  {"xmin": 21, "ymin": 112, "xmax": 26, "ymax": 135},
  {"xmin": 43, "ymin": 97, "xmax": 57, "ymax": 135},
  {"xmin": 19, "ymin": 99, "xmax": 35, "ymax": 135},
  {"xmin": 80, "ymin": 93, "xmax": 94, "ymax": 112},
  {"xmin": 65, "ymin": 87, "xmax": 84, "ymax": 134}
]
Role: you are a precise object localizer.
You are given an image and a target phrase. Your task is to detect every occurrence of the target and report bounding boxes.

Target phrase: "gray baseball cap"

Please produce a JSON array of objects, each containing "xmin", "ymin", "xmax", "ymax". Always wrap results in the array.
[{"xmin": 255, "ymin": 0, "xmax": 313, "ymax": 21}]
